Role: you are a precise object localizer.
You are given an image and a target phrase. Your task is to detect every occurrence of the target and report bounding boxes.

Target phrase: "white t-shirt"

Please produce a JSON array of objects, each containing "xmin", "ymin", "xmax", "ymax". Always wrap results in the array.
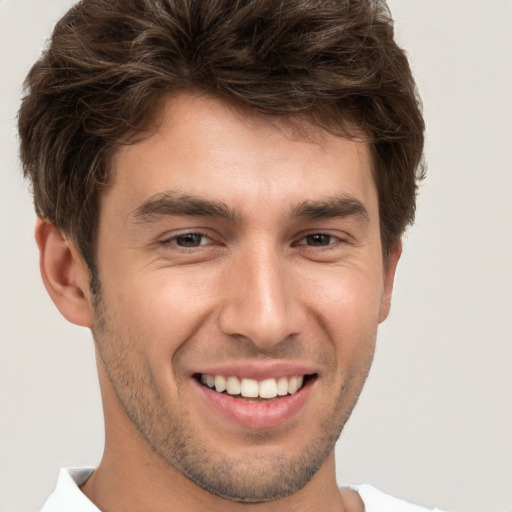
[{"xmin": 40, "ymin": 468, "xmax": 444, "ymax": 512}]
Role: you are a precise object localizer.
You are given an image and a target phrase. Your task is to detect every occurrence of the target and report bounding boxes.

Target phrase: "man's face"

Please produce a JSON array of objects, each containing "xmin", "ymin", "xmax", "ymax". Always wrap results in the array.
[{"xmin": 91, "ymin": 93, "xmax": 398, "ymax": 501}]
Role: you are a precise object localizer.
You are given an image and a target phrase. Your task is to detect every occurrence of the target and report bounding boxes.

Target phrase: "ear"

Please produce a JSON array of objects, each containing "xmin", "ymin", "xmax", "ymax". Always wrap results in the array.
[
  {"xmin": 378, "ymin": 238, "xmax": 402, "ymax": 323},
  {"xmin": 35, "ymin": 218, "xmax": 94, "ymax": 327}
]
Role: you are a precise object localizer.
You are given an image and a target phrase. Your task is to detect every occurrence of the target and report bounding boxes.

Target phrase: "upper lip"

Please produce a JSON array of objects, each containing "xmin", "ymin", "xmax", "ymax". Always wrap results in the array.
[{"xmin": 191, "ymin": 361, "xmax": 318, "ymax": 381}]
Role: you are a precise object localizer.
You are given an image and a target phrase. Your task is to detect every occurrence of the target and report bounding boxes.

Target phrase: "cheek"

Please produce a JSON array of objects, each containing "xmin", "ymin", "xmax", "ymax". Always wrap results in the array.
[
  {"xmin": 300, "ymin": 266, "xmax": 383, "ymax": 367},
  {"xmin": 105, "ymin": 270, "xmax": 215, "ymax": 350},
  {"xmin": 302, "ymin": 263, "xmax": 384, "ymax": 323}
]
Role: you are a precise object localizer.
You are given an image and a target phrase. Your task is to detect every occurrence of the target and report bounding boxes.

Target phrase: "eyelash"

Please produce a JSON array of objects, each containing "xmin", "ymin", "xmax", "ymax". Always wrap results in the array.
[
  {"xmin": 295, "ymin": 233, "xmax": 342, "ymax": 248},
  {"xmin": 161, "ymin": 231, "xmax": 346, "ymax": 250},
  {"xmin": 161, "ymin": 231, "xmax": 214, "ymax": 248}
]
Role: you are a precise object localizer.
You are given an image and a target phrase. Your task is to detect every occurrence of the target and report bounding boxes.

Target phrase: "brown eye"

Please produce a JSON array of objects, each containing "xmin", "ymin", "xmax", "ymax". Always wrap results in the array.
[
  {"xmin": 173, "ymin": 233, "xmax": 208, "ymax": 247},
  {"xmin": 303, "ymin": 234, "xmax": 335, "ymax": 246}
]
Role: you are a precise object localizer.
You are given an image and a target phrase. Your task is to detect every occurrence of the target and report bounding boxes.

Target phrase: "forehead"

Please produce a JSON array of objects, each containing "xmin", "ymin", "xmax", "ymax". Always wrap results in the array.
[{"xmin": 105, "ymin": 92, "xmax": 377, "ymax": 222}]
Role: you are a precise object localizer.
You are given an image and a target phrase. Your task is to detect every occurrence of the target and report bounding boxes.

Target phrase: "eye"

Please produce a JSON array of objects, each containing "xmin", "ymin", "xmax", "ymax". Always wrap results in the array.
[
  {"xmin": 298, "ymin": 233, "xmax": 338, "ymax": 247},
  {"xmin": 165, "ymin": 233, "xmax": 212, "ymax": 248}
]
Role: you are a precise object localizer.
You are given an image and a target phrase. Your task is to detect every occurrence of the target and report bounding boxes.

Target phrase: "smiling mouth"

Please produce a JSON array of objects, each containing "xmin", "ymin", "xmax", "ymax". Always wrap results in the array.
[{"xmin": 195, "ymin": 374, "xmax": 316, "ymax": 401}]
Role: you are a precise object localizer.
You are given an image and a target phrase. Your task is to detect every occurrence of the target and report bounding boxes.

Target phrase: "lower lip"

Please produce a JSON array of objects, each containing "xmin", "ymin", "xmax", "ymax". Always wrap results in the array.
[{"xmin": 194, "ymin": 378, "xmax": 314, "ymax": 430}]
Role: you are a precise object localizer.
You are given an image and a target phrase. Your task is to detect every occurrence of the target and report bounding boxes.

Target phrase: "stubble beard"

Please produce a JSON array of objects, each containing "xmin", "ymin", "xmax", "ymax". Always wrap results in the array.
[{"xmin": 91, "ymin": 284, "xmax": 372, "ymax": 503}]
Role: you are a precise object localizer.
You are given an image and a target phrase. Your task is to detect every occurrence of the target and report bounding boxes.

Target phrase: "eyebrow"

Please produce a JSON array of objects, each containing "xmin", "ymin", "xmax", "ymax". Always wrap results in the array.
[
  {"xmin": 290, "ymin": 195, "xmax": 370, "ymax": 223},
  {"xmin": 131, "ymin": 192, "xmax": 239, "ymax": 224},
  {"xmin": 130, "ymin": 191, "xmax": 369, "ymax": 225}
]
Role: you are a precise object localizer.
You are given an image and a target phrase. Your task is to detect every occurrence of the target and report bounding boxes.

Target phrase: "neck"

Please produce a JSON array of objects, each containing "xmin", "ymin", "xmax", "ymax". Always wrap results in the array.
[
  {"xmin": 81, "ymin": 441, "xmax": 359, "ymax": 512},
  {"xmin": 82, "ymin": 368, "xmax": 362, "ymax": 512}
]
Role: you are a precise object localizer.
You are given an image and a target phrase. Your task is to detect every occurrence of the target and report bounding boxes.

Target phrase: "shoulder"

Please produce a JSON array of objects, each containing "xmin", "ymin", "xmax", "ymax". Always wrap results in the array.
[
  {"xmin": 40, "ymin": 468, "xmax": 99, "ymax": 512},
  {"xmin": 346, "ymin": 484, "xmax": 445, "ymax": 512}
]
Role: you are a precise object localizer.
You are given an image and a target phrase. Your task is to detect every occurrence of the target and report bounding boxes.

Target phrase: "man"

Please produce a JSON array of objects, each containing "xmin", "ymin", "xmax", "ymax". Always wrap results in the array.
[{"xmin": 18, "ymin": 0, "xmax": 442, "ymax": 510}]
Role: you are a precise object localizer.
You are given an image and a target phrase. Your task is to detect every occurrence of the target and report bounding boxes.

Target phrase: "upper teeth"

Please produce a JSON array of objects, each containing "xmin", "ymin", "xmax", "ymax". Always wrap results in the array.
[{"xmin": 200, "ymin": 374, "xmax": 305, "ymax": 399}]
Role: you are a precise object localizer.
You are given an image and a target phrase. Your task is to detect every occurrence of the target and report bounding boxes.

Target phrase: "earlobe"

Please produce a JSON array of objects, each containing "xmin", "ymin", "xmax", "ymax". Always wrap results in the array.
[
  {"xmin": 378, "ymin": 239, "xmax": 402, "ymax": 323},
  {"xmin": 35, "ymin": 218, "xmax": 94, "ymax": 328}
]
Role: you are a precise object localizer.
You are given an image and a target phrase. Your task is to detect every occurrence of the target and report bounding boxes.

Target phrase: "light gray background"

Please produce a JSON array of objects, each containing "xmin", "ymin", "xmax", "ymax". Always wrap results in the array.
[{"xmin": 1, "ymin": 1, "xmax": 511, "ymax": 511}]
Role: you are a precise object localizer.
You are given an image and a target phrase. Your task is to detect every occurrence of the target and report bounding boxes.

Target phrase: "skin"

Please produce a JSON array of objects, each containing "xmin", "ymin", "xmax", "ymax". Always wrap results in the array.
[{"xmin": 36, "ymin": 92, "xmax": 401, "ymax": 512}]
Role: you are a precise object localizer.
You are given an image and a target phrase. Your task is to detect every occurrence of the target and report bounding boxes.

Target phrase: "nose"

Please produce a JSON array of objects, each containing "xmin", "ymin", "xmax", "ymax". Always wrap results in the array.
[{"xmin": 217, "ymin": 242, "xmax": 299, "ymax": 350}]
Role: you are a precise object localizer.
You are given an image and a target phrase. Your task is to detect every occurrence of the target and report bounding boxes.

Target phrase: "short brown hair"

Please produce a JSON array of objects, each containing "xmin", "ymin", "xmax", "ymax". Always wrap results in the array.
[{"xmin": 18, "ymin": 0, "xmax": 424, "ymax": 274}]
